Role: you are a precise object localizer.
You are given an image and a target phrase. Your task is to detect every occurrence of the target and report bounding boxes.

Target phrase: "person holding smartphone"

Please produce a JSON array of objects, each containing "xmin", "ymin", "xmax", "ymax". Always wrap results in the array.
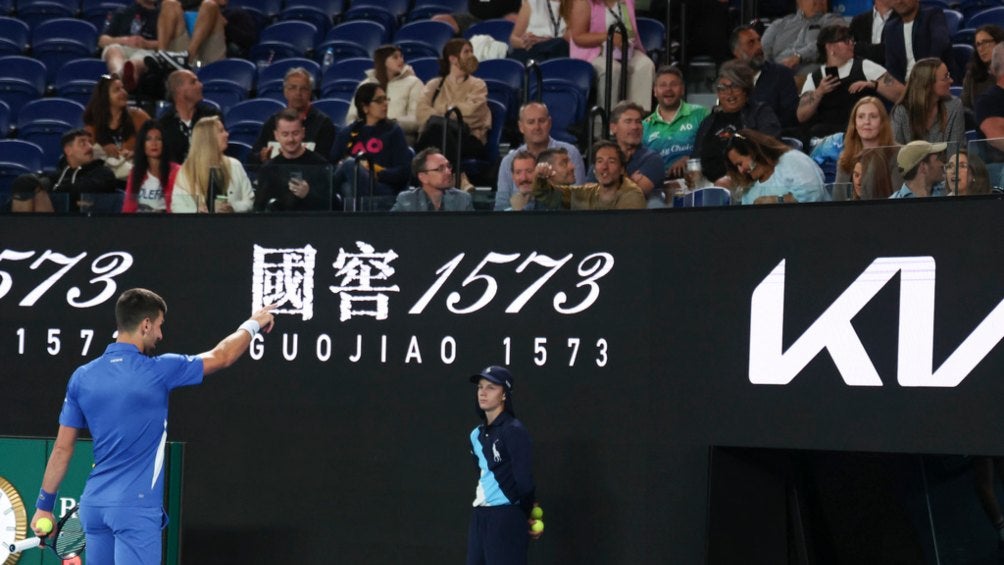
[
  {"xmin": 796, "ymin": 23, "xmax": 904, "ymax": 140},
  {"xmin": 254, "ymin": 109, "xmax": 332, "ymax": 212}
]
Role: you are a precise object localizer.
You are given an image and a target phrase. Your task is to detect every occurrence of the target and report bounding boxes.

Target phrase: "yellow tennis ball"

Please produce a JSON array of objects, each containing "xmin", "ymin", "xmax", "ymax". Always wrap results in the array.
[
  {"xmin": 530, "ymin": 507, "xmax": 543, "ymax": 520},
  {"xmin": 531, "ymin": 520, "xmax": 544, "ymax": 533},
  {"xmin": 36, "ymin": 517, "xmax": 53, "ymax": 535}
]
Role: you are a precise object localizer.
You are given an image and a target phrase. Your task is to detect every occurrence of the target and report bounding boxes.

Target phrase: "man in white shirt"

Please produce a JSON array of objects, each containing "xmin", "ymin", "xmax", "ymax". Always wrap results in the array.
[{"xmin": 850, "ymin": 0, "xmax": 894, "ymax": 65}]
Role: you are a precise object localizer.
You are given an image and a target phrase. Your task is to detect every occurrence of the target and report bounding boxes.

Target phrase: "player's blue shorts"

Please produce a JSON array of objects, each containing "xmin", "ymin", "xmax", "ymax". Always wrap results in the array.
[{"xmin": 79, "ymin": 504, "xmax": 166, "ymax": 565}]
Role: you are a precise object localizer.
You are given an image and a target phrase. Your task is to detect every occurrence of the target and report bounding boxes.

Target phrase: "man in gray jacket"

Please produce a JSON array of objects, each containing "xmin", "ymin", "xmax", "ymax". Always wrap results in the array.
[{"xmin": 391, "ymin": 148, "xmax": 474, "ymax": 212}]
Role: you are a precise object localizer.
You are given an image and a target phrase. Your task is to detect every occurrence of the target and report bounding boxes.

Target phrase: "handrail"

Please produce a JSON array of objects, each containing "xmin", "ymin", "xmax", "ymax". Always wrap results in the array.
[
  {"xmin": 524, "ymin": 59, "xmax": 543, "ymax": 104},
  {"xmin": 664, "ymin": 0, "xmax": 673, "ymax": 66},
  {"xmin": 586, "ymin": 105, "xmax": 608, "ymax": 168},
  {"xmin": 443, "ymin": 106, "xmax": 464, "ymax": 188},
  {"xmin": 604, "ymin": 21, "xmax": 628, "ymax": 117}
]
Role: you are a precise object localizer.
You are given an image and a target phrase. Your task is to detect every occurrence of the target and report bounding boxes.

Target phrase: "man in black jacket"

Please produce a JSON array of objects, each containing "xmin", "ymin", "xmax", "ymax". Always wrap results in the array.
[
  {"xmin": 159, "ymin": 69, "xmax": 221, "ymax": 164},
  {"xmin": 249, "ymin": 67, "xmax": 335, "ymax": 164},
  {"xmin": 49, "ymin": 129, "xmax": 117, "ymax": 212},
  {"xmin": 850, "ymin": 0, "xmax": 894, "ymax": 65}
]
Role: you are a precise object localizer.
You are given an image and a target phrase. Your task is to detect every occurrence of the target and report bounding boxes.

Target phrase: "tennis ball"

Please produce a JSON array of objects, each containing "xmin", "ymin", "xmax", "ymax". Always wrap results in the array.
[
  {"xmin": 531, "ymin": 520, "xmax": 544, "ymax": 533},
  {"xmin": 35, "ymin": 517, "xmax": 53, "ymax": 535},
  {"xmin": 530, "ymin": 507, "xmax": 543, "ymax": 520}
]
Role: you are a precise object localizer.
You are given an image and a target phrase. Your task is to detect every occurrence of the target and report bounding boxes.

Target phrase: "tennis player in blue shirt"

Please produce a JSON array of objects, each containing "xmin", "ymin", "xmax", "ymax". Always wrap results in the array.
[{"xmin": 29, "ymin": 288, "xmax": 275, "ymax": 564}]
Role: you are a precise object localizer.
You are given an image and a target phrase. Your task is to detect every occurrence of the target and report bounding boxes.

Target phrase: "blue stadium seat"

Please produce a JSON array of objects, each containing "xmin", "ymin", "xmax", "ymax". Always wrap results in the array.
[
  {"xmin": 0, "ymin": 139, "xmax": 43, "ymax": 195},
  {"xmin": 0, "ymin": 0, "xmax": 11, "ymax": 15},
  {"xmin": 249, "ymin": 20, "xmax": 318, "ymax": 64},
  {"xmin": 199, "ymin": 59, "xmax": 256, "ymax": 113},
  {"xmin": 952, "ymin": 27, "xmax": 977, "ymax": 45},
  {"xmin": 943, "ymin": 9, "xmax": 964, "ymax": 37},
  {"xmin": 537, "ymin": 87, "xmax": 581, "ymax": 144},
  {"xmin": 224, "ymin": 98, "xmax": 284, "ymax": 145},
  {"xmin": 636, "ymin": 17, "xmax": 666, "ymax": 62},
  {"xmin": 52, "ymin": 58, "xmax": 106, "ymax": 106},
  {"xmin": 343, "ymin": 0, "xmax": 408, "ymax": 34},
  {"xmin": 408, "ymin": 57, "xmax": 441, "ymax": 83},
  {"xmin": 256, "ymin": 57, "xmax": 319, "ymax": 99},
  {"xmin": 464, "ymin": 19, "xmax": 515, "ymax": 42},
  {"xmin": 80, "ymin": 0, "xmax": 129, "ymax": 30},
  {"xmin": 278, "ymin": 0, "xmax": 343, "ymax": 37},
  {"xmin": 16, "ymin": 97, "xmax": 84, "ymax": 169},
  {"xmin": 226, "ymin": 140, "xmax": 252, "ymax": 162},
  {"xmin": 966, "ymin": 6, "xmax": 1004, "ymax": 28},
  {"xmin": 474, "ymin": 57, "xmax": 524, "ymax": 99},
  {"xmin": 17, "ymin": 0, "xmax": 77, "ymax": 30},
  {"xmin": 538, "ymin": 58, "xmax": 594, "ymax": 92},
  {"xmin": 394, "ymin": 20, "xmax": 455, "ymax": 61},
  {"xmin": 959, "ymin": 0, "xmax": 1004, "ymax": 19},
  {"xmin": 0, "ymin": 17, "xmax": 29, "ymax": 56},
  {"xmin": 316, "ymin": 21, "xmax": 387, "ymax": 63},
  {"xmin": 953, "ymin": 44, "xmax": 975, "ymax": 85},
  {"xmin": 0, "ymin": 100, "xmax": 9, "ymax": 137},
  {"xmin": 323, "ymin": 57, "xmax": 373, "ymax": 83},
  {"xmin": 312, "ymin": 98, "xmax": 350, "ymax": 127},
  {"xmin": 0, "ymin": 56, "xmax": 46, "ymax": 114},
  {"xmin": 320, "ymin": 78, "xmax": 359, "ymax": 101},
  {"xmin": 407, "ymin": 0, "xmax": 465, "ymax": 22},
  {"xmin": 461, "ymin": 99, "xmax": 506, "ymax": 182},
  {"xmin": 31, "ymin": 18, "xmax": 98, "ymax": 84}
]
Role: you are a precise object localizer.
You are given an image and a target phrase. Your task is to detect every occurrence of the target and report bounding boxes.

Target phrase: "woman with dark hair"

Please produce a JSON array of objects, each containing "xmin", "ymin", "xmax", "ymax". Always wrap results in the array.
[
  {"xmin": 509, "ymin": 0, "xmax": 573, "ymax": 63},
  {"xmin": 416, "ymin": 38, "xmax": 490, "ymax": 165},
  {"xmin": 946, "ymin": 148, "xmax": 992, "ymax": 195},
  {"xmin": 122, "ymin": 120, "xmax": 180, "ymax": 213},
  {"xmin": 851, "ymin": 148, "xmax": 895, "ymax": 200},
  {"xmin": 331, "ymin": 83, "xmax": 412, "ymax": 208},
  {"xmin": 724, "ymin": 128, "xmax": 827, "ymax": 204},
  {"xmin": 962, "ymin": 25, "xmax": 1004, "ymax": 112},
  {"xmin": 83, "ymin": 73, "xmax": 152, "ymax": 179},
  {"xmin": 891, "ymin": 57, "xmax": 965, "ymax": 145},
  {"xmin": 691, "ymin": 60, "xmax": 781, "ymax": 186},
  {"xmin": 346, "ymin": 45, "xmax": 424, "ymax": 143}
]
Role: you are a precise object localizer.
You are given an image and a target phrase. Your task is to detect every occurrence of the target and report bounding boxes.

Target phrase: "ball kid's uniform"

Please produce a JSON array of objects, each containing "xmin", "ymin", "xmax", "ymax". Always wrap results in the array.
[
  {"xmin": 467, "ymin": 366, "xmax": 536, "ymax": 565},
  {"xmin": 59, "ymin": 342, "xmax": 203, "ymax": 565}
]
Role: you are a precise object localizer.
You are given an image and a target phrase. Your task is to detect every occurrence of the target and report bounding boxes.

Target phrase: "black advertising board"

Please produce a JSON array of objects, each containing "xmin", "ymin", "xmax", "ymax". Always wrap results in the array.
[{"xmin": 2, "ymin": 198, "xmax": 1003, "ymax": 563}]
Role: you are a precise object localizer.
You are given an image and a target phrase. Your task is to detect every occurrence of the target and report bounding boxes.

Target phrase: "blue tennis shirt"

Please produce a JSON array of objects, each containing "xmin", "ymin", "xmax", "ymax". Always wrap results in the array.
[{"xmin": 59, "ymin": 342, "xmax": 203, "ymax": 507}]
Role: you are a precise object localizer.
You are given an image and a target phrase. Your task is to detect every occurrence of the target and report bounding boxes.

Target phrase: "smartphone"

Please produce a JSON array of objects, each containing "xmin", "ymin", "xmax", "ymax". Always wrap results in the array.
[{"xmin": 824, "ymin": 66, "xmax": 839, "ymax": 80}]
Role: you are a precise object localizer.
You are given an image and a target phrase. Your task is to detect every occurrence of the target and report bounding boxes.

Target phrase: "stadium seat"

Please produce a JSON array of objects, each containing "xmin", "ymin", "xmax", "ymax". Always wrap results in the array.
[
  {"xmin": 636, "ymin": 17, "xmax": 666, "ymax": 62},
  {"xmin": 319, "ymin": 79, "xmax": 358, "ymax": 102},
  {"xmin": 0, "ymin": 56, "xmax": 46, "ymax": 114},
  {"xmin": 199, "ymin": 59, "xmax": 256, "ymax": 114},
  {"xmin": 407, "ymin": 0, "xmax": 465, "ymax": 22},
  {"xmin": 464, "ymin": 19, "xmax": 515, "ymax": 43},
  {"xmin": 0, "ymin": 0, "xmax": 11, "ymax": 15},
  {"xmin": 316, "ymin": 21, "xmax": 387, "ymax": 63},
  {"xmin": 52, "ymin": 58, "xmax": 106, "ymax": 106},
  {"xmin": 538, "ymin": 58, "xmax": 594, "ymax": 93},
  {"xmin": 943, "ymin": 9, "xmax": 964, "ymax": 37},
  {"xmin": 324, "ymin": 57, "xmax": 373, "ymax": 83},
  {"xmin": 952, "ymin": 27, "xmax": 977, "ymax": 45},
  {"xmin": 0, "ymin": 139, "xmax": 43, "ymax": 195},
  {"xmin": 461, "ymin": 99, "xmax": 506, "ymax": 183},
  {"xmin": 256, "ymin": 57, "xmax": 319, "ymax": 98},
  {"xmin": 16, "ymin": 97, "xmax": 85, "ymax": 169},
  {"xmin": 475, "ymin": 57, "xmax": 524, "ymax": 99},
  {"xmin": 342, "ymin": 0, "xmax": 408, "ymax": 34},
  {"xmin": 249, "ymin": 20, "xmax": 318, "ymax": 64},
  {"xmin": 80, "ymin": 0, "xmax": 129, "ymax": 30},
  {"xmin": 959, "ymin": 0, "xmax": 1004, "ymax": 19},
  {"xmin": 0, "ymin": 100, "xmax": 9, "ymax": 137},
  {"xmin": 224, "ymin": 98, "xmax": 284, "ymax": 145},
  {"xmin": 529, "ymin": 58, "xmax": 594, "ymax": 124},
  {"xmin": 0, "ymin": 17, "xmax": 29, "ymax": 56},
  {"xmin": 226, "ymin": 140, "xmax": 252, "ymax": 162},
  {"xmin": 408, "ymin": 57, "xmax": 441, "ymax": 83},
  {"xmin": 966, "ymin": 6, "xmax": 1004, "ymax": 28},
  {"xmin": 17, "ymin": 0, "xmax": 77, "ymax": 30},
  {"xmin": 278, "ymin": 0, "xmax": 343, "ymax": 37},
  {"xmin": 953, "ymin": 44, "xmax": 975, "ymax": 85},
  {"xmin": 537, "ymin": 87, "xmax": 581, "ymax": 144},
  {"xmin": 312, "ymin": 98, "xmax": 350, "ymax": 127},
  {"xmin": 394, "ymin": 20, "xmax": 455, "ymax": 61},
  {"xmin": 31, "ymin": 18, "xmax": 99, "ymax": 84}
]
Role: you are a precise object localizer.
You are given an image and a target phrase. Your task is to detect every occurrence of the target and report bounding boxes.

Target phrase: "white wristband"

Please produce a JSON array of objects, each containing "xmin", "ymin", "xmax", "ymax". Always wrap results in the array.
[{"xmin": 238, "ymin": 320, "xmax": 260, "ymax": 337}]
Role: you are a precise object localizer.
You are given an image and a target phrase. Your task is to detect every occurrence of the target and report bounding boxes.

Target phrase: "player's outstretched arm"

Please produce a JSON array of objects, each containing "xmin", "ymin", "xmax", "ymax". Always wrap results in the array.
[
  {"xmin": 31, "ymin": 425, "xmax": 78, "ymax": 533},
  {"xmin": 200, "ymin": 305, "xmax": 276, "ymax": 376}
]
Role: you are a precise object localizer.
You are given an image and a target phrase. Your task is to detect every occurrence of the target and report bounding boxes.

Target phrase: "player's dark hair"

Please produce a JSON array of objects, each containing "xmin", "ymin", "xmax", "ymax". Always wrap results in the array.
[{"xmin": 116, "ymin": 288, "xmax": 167, "ymax": 332}]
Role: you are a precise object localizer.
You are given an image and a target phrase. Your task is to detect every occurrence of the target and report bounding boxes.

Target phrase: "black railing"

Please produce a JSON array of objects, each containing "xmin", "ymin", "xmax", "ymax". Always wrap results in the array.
[
  {"xmin": 443, "ymin": 106, "xmax": 464, "ymax": 188},
  {"xmin": 604, "ymin": 21, "xmax": 628, "ymax": 117},
  {"xmin": 524, "ymin": 59, "xmax": 543, "ymax": 104}
]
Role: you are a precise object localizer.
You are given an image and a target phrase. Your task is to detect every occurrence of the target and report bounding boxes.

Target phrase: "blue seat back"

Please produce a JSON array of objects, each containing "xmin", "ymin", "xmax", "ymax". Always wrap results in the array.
[
  {"xmin": 17, "ymin": 0, "xmax": 77, "ymax": 29},
  {"xmin": 256, "ymin": 57, "xmax": 319, "ymax": 94},
  {"xmin": 224, "ymin": 98, "xmax": 284, "ymax": 144},
  {"xmin": 0, "ymin": 139, "xmax": 43, "ymax": 194},
  {"xmin": 316, "ymin": 20, "xmax": 387, "ymax": 61},
  {"xmin": 0, "ymin": 99, "xmax": 9, "ymax": 137},
  {"xmin": 407, "ymin": 0, "xmax": 465, "ymax": 21},
  {"xmin": 249, "ymin": 20, "xmax": 318, "ymax": 63},
  {"xmin": 409, "ymin": 57, "xmax": 441, "ymax": 83},
  {"xmin": 31, "ymin": 18, "xmax": 99, "ymax": 83},
  {"xmin": 0, "ymin": 17, "xmax": 29, "ymax": 55},
  {"xmin": 278, "ymin": 0, "xmax": 343, "ymax": 37},
  {"xmin": 198, "ymin": 58, "xmax": 257, "ymax": 91},
  {"xmin": 394, "ymin": 20, "xmax": 455, "ymax": 60},
  {"xmin": 943, "ymin": 9, "xmax": 964, "ymax": 36},
  {"xmin": 0, "ymin": 55, "xmax": 46, "ymax": 113},
  {"xmin": 966, "ymin": 6, "xmax": 1004, "ymax": 28},
  {"xmin": 80, "ymin": 0, "xmax": 129, "ymax": 30},
  {"xmin": 312, "ymin": 98, "xmax": 350, "ymax": 127},
  {"xmin": 953, "ymin": 44, "xmax": 975, "ymax": 85},
  {"xmin": 636, "ymin": 17, "xmax": 665, "ymax": 58},
  {"xmin": 16, "ymin": 97, "xmax": 84, "ymax": 168}
]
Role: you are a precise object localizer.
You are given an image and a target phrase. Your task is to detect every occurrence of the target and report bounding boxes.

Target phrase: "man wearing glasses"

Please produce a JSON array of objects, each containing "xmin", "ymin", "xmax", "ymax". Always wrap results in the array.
[
  {"xmin": 391, "ymin": 149, "xmax": 474, "ymax": 212},
  {"xmin": 798, "ymin": 24, "xmax": 903, "ymax": 139}
]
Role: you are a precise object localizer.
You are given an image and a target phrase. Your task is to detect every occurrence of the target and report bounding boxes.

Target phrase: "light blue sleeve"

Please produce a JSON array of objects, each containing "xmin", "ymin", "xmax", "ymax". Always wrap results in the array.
[{"xmin": 781, "ymin": 152, "xmax": 829, "ymax": 203}]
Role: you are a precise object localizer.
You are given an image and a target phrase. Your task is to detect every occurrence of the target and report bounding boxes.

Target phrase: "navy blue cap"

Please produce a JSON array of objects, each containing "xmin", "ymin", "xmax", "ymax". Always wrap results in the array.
[{"xmin": 469, "ymin": 365, "xmax": 514, "ymax": 392}]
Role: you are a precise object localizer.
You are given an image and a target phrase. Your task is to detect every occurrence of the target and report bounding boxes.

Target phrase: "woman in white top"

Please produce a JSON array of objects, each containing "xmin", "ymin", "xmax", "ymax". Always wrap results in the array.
[
  {"xmin": 724, "ymin": 128, "xmax": 828, "ymax": 204},
  {"xmin": 172, "ymin": 116, "xmax": 254, "ymax": 213},
  {"xmin": 346, "ymin": 45, "xmax": 425, "ymax": 144},
  {"xmin": 509, "ymin": 0, "xmax": 573, "ymax": 63}
]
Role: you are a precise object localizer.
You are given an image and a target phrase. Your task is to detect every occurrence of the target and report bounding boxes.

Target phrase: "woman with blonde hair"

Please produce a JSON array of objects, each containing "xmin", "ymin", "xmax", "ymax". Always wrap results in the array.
[
  {"xmin": 834, "ymin": 96, "xmax": 901, "ymax": 198},
  {"xmin": 172, "ymin": 116, "xmax": 253, "ymax": 213},
  {"xmin": 891, "ymin": 57, "xmax": 964, "ymax": 145}
]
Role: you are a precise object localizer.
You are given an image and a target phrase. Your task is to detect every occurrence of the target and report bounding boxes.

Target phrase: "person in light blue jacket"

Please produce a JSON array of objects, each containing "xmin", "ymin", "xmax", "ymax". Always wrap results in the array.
[{"xmin": 723, "ymin": 128, "xmax": 829, "ymax": 204}]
